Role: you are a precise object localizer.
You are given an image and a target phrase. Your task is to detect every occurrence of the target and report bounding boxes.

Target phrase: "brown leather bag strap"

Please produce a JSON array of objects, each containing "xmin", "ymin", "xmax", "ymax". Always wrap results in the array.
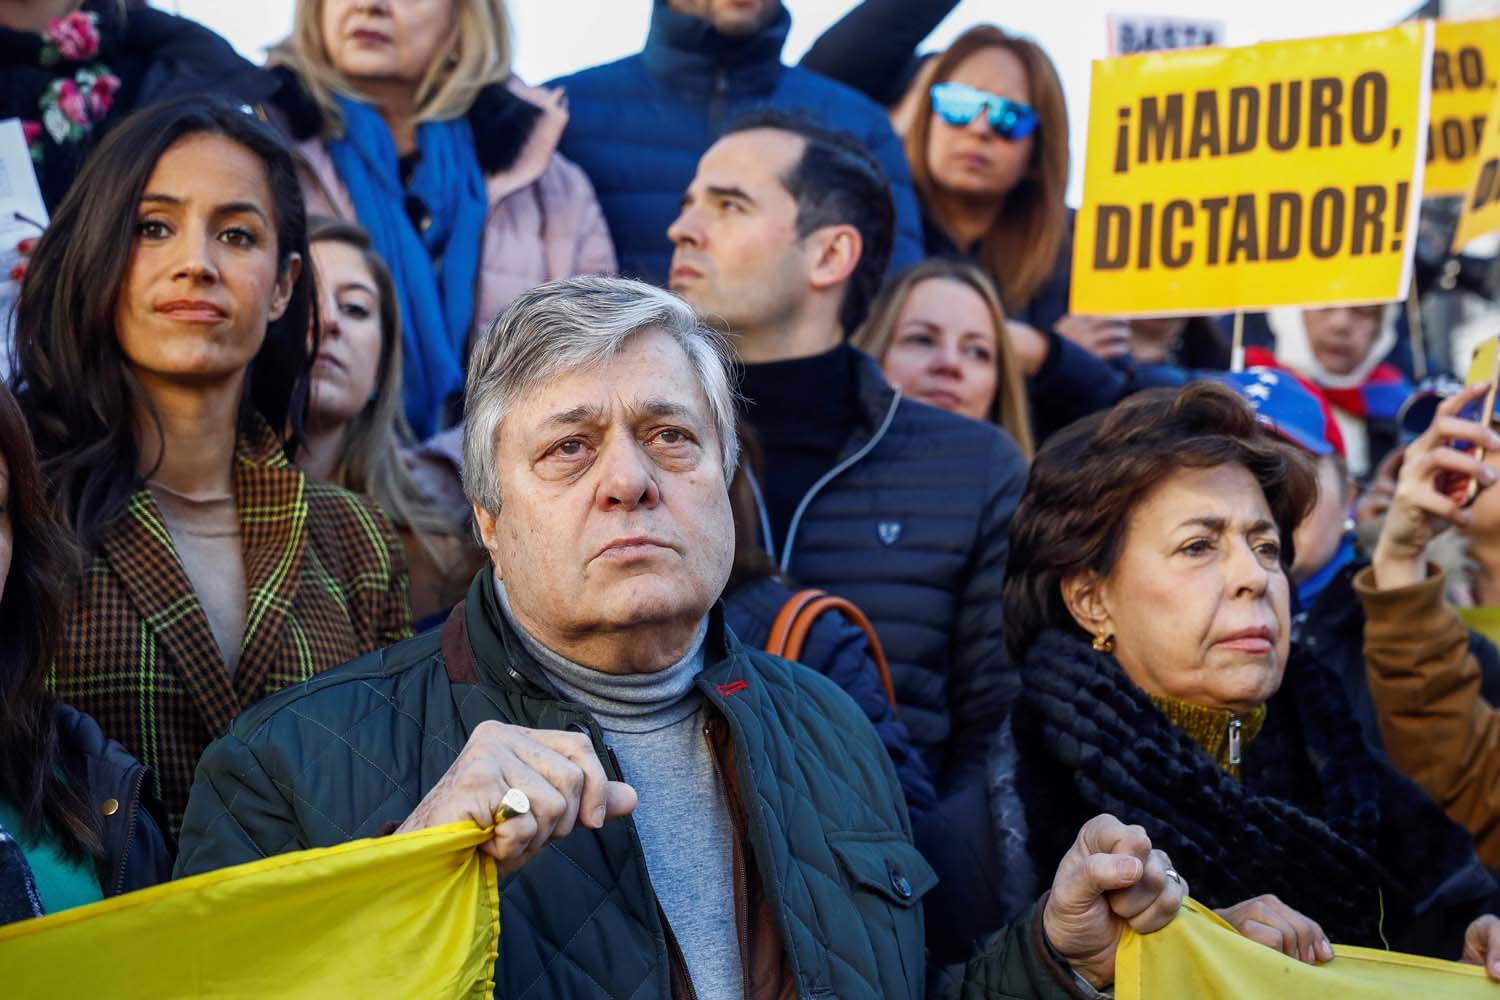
[
  {"xmin": 764, "ymin": 589, "xmax": 900, "ymax": 714},
  {"xmin": 766, "ymin": 588, "xmax": 825, "ymax": 659}
]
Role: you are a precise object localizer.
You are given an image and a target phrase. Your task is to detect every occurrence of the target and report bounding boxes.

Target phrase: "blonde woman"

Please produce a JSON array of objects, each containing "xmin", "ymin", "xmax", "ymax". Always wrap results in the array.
[
  {"xmin": 854, "ymin": 258, "xmax": 1033, "ymax": 457},
  {"xmin": 267, "ymin": 0, "xmax": 615, "ymax": 439},
  {"xmin": 300, "ymin": 216, "xmax": 482, "ymax": 622}
]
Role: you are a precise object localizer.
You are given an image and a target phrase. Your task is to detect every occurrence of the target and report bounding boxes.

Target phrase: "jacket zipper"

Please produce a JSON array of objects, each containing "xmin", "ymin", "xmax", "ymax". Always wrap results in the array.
[
  {"xmin": 1228, "ymin": 717, "xmax": 1243, "ymax": 767},
  {"xmin": 775, "ymin": 388, "xmax": 903, "ymax": 574},
  {"xmin": 112, "ymin": 767, "xmax": 148, "ymax": 895},
  {"xmin": 704, "ymin": 721, "xmax": 753, "ymax": 1000}
]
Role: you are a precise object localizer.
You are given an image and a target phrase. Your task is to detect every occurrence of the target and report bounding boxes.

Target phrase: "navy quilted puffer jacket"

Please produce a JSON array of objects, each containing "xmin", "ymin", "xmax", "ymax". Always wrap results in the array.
[
  {"xmin": 750, "ymin": 353, "xmax": 1028, "ymax": 795},
  {"xmin": 174, "ymin": 573, "xmax": 1075, "ymax": 999},
  {"xmin": 548, "ymin": 1, "xmax": 924, "ymax": 285}
]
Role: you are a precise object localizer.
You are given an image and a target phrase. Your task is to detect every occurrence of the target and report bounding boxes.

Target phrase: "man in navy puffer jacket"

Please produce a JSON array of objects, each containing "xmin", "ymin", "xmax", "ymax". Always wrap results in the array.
[
  {"xmin": 670, "ymin": 111, "xmax": 1027, "ymax": 817},
  {"xmin": 549, "ymin": 0, "xmax": 923, "ymax": 285}
]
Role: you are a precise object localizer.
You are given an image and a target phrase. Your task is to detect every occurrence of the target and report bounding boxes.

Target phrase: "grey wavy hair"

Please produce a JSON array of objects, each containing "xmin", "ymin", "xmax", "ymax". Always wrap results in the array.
[{"xmin": 463, "ymin": 276, "xmax": 742, "ymax": 514}]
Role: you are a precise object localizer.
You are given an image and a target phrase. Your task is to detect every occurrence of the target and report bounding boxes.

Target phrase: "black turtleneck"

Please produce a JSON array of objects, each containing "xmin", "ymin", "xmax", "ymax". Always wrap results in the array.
[{"xmin": 739, "ymin": 342, "xmax": 863, "ymax": 555}]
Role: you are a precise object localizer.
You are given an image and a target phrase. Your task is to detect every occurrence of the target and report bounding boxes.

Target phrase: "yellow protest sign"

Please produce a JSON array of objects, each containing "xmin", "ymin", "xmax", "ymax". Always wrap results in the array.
[
  {"xmin": 1454, "ymin": 81, "xmax": 1500, "ymax": 247},
  {"xmin": 1117, "ymin": 898, "xmax": 1495, "ymax": 999},
  {"xmin": 0, "ymin": 820, "xmax": 501, "ymax": 998},
  {"xmin": 1426, "ymin": 19, "xmax": 1500, "ymax": 197},
  {"xmin": 1071, "ymin": 24, "xmax": 1433, "ymax": 317}
]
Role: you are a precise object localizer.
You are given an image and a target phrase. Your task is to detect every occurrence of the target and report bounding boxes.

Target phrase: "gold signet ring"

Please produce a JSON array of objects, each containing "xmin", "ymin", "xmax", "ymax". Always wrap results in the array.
[{"xmin": 496, "ymin": 788, "xmax": 531, "ymax": 823}]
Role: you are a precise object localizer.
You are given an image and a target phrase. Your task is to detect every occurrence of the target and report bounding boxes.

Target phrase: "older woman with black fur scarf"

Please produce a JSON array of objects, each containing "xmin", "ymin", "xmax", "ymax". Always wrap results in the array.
[{"xmin": 988, "ymin": 381, "xmax": 1500, "ymax": 972}]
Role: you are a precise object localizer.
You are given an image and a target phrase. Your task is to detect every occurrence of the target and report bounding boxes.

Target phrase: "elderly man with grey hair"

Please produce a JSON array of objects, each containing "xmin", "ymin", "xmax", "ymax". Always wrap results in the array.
[{"xmin": 175, "ymin": 277, "xmax": 1184, "ymax": 998}]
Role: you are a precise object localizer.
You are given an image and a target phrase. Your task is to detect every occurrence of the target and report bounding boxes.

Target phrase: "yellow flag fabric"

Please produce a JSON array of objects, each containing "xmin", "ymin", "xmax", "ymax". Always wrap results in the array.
[
  {"xmin": 1117, "ymin": 898, "xmax": 1492, "ymax": 998},
  {"xmin": 0, "ymin": 821, "xmax": 501, "ymax": 998}
]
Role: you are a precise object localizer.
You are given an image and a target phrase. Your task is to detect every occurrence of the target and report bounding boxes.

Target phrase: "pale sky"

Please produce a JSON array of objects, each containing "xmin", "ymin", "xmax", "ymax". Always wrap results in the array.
[{"xmin": 157, "ymin": 1, "xmax": 1426, "ymax": 201}]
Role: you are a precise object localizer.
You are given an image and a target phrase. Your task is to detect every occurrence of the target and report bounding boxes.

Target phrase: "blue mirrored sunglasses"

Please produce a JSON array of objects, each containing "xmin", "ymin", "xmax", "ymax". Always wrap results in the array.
[{"xmin": 930, "ymin": 82, "xmax": 1039, "ymax": 141}]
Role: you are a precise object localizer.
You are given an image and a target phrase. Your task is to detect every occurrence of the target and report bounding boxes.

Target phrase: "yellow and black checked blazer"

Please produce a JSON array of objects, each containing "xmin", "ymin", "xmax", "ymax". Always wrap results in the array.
[{"xmin": 48, "ymin": 422, "xmax": 414, "ymax": 832}]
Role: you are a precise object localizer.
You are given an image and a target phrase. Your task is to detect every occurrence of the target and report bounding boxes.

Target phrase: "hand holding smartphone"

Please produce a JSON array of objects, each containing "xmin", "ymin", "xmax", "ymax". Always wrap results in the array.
[{"xmin": 1437, "ymin": 336, "xmax": 1500, "ymax": 508}]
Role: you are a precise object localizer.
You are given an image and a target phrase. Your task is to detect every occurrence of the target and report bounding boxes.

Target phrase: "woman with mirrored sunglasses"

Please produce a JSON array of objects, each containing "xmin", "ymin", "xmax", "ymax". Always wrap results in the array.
[
  {"xmin": 929, "ymin": 80, "xmax": 1041, "ymax": 143},
  {"xmin": 900, "ymin": 26, "xmax": 1065, "ymax": 323},
  {"xmin": 897, "ymin": 25, "xmax": 1145, "ymax": 443}
]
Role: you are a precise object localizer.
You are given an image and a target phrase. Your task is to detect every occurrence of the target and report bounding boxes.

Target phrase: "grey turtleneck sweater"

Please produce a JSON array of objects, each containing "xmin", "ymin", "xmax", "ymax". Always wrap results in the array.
[{"xmin": 495, "ymin": 579, "xmax": 745, "ymax": 1000}]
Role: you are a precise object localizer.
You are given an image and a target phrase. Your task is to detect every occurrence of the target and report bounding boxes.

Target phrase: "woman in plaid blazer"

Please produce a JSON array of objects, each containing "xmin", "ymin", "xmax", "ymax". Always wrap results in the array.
[{"xmin": 12, "ymin": 98, "xmax": 414, "ymax": 831}]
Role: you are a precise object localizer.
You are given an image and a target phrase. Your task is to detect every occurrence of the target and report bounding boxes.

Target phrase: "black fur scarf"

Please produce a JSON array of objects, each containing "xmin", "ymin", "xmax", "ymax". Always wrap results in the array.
[{"xmin": 988, "ymin": 627, "xmax": 1497, "ymax": 955}]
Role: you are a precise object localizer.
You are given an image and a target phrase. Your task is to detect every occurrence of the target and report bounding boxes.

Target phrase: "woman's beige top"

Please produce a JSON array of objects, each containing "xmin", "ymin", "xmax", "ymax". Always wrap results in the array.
[{"xmin": 147, "ymin": 481, "xmax": 247, "ymax": 676}]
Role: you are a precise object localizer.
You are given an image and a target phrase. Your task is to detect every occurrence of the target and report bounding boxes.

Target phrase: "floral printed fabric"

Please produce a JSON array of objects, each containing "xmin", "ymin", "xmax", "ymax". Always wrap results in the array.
[{"xmin": 22, "ymin": 11, "xmax": 119, "ymax": 164}]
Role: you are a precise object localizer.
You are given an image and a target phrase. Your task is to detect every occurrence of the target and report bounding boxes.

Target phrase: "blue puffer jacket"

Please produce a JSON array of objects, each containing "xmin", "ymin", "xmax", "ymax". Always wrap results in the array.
[
  {"xmin": 549, "ymin": 1, "xmax": 924, "ymax": 285},
  {"xmin": 749, "ymin": 352, "xmax": 1028, "ymax": 797}
]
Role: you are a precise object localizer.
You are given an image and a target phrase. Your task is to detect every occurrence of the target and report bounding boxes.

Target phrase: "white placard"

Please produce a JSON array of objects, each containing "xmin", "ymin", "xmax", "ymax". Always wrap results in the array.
[
  {"xmin": 1106, "ymin": 14, "xmax": 1227, "ymax": 57},
  {"xmin": 0, "ymin": 118, "xmax": 47, "ymax": 382}
]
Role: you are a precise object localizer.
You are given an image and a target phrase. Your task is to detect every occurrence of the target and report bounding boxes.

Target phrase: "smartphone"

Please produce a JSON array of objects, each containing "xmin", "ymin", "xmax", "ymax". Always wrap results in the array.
[{"xmin": 1437, "ymin": 335, "xmax": 1500, "ymax": 507}]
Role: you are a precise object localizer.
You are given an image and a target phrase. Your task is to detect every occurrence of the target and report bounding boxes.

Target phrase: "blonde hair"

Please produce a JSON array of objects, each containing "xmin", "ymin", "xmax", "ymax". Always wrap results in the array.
[
  {"xmin": 306, "ymin": 217, "xmax": 465, "ymax": 560},
  {"xmin": 902, "ymin": 25, "xmax": 1069, "ymax": 317},
  {"xmin": 274, "ymin": 0, "xmax": 512, "ymax": 138},
  {"xmin": 854, "ymin": 258, "xmax": 1034, "ymax": 457}
]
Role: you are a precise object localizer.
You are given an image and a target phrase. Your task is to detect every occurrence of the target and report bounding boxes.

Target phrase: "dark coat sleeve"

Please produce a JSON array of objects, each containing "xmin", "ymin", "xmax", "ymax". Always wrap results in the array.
[
  {"xmin": 1026, "ymin": 333, "xmax": 1130, "ymax": 441},
  {"xmin": 941, "ymin": 430, "xmax": 1028, "ymax": 792},
  {"xmin": 122, "ymin": 7, "xmax": 280, "ymax": 111},
  {"xmin": 933, "ymin": 902, "xmax": 1092, "ymax": 1000},
  {"xmin": 798, "ymin": 0, "xmax": 962, "ymax": 107}
]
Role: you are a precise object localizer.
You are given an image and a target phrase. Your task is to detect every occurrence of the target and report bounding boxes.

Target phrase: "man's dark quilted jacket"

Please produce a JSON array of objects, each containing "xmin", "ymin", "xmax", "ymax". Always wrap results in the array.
[
  {"xmin": 753, "ymin": 352, "xmax": 1028, "ymax": 795},
  {"xmin": 175, "ymin": 573, "xmax": 1078, "ymax": 999}
]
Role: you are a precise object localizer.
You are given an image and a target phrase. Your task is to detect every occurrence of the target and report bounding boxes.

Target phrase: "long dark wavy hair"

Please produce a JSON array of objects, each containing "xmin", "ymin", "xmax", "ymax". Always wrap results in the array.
[
  {"xmin": 0, "ymin": 383, "xmax": 97, "ymax": 860},
  {"xmin": 12, "ymin": 96, "xmax": 317, "ymax": 551}
]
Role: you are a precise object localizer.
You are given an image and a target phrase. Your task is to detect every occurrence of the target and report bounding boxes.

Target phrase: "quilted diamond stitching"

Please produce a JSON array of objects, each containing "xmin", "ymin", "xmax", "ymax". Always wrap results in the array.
[
  {"xmin": 512, "ymin": 878, "xmax": 650, "ymax": 1000},
  {"xmin": 359, "ymin": 677, "xmax": 463, "ymax": 755},
  {"xmin": 287, "ymin": 705, "xmax": 410, "ymax": 799}
]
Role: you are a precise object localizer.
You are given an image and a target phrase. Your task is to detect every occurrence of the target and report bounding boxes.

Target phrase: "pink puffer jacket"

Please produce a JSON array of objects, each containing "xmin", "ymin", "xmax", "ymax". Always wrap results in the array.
[{"xmin": 296, "ymin": 79, "xmax": 617, "ymax": 337}]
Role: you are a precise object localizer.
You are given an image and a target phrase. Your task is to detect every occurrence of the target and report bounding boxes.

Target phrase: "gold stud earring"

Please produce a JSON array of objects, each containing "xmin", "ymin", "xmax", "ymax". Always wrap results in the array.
[{"xmin": 1092, "ymin": 630, "xmax": 1114, "ymax": 654}]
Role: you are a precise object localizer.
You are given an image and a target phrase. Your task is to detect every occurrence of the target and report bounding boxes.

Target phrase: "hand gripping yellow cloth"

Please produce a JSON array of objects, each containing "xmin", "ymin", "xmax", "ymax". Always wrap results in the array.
[
  {"xmin": 0, "ymin": 821, "xmax": 501, "ymax": 998},
  {"xmin": 1117, "ymin": 898, "xmax": 1492, "ymax": 999}
]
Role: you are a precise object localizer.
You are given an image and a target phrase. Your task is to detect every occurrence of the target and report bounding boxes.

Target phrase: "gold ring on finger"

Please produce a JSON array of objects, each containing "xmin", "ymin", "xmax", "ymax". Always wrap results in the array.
[{"xmin": 496, "ymin": 787, "xmax": 531, "ymax": 823}]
